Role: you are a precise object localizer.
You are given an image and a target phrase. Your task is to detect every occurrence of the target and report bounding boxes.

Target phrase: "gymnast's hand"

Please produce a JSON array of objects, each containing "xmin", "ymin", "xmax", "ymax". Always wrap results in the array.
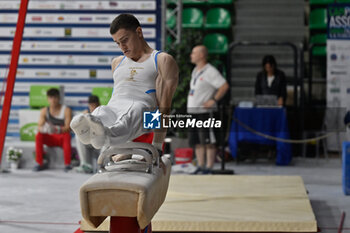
[
  {"xmin": 203, "ymin": 99, "xmax": 216, "ymax": 109},
  {"xmin": 156, "ymin": 149, "xmax": 167, "ymax": 175},
  {"xmin": 159, "ymin": 159, "xmax": 167, "ymax": 175}
]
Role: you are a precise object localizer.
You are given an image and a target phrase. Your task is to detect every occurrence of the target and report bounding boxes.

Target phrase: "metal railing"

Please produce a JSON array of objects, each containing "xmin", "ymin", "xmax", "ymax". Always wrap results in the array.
[{"xmin": 308, "ymin": 42, "xmax": 326, "ymax": 105}]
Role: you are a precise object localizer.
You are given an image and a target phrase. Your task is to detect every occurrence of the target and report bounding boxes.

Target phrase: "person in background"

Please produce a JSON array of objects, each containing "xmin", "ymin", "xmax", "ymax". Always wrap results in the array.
[
  {"xmin": 187, "ymin": 45, "xmax": 229, "ymax": 174},
  {"xmin": 254, "ymin": 55, "xmax": 287, "ymax": 106},
  {"xmin": 34, "ymin": 88, "xmax": 73, "ymax": 172},
  {"xmin": 86, "ymin": 95, "xmax": 100, "ymax": 114},
  {"xmin": 74, "ymin": 95, "xmax": 101, "ymax": 173}
]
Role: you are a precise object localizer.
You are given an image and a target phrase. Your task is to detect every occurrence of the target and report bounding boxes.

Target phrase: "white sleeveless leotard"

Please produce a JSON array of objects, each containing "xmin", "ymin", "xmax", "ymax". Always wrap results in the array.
[{"xmin": 91, "ymin": 50, "xmax": 161, "ymax": 143}]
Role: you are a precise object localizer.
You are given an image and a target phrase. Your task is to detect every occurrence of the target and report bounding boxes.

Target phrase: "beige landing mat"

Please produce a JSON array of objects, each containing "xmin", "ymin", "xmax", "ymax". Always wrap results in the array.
[
  {"xmin": 80, "ymin": 175, "xmax": 317, "ymax": 232},
  {"xmin": 151, "ymin": 175, "xmax": 317, "ymax": 232}
]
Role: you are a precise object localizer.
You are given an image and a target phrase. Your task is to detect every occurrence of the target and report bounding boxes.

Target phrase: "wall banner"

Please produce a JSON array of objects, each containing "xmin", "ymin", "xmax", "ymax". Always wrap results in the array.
[
  {"xmin": 0, "ymin": 0, "xmax": 163, "ymax": 138},
  {"xmin": 326, "ymin": 4, "xmax": 350, "ymax": 150},
  {"xmin": 327, "ymin": 4, "xmax": 350, "ymax": 108}
]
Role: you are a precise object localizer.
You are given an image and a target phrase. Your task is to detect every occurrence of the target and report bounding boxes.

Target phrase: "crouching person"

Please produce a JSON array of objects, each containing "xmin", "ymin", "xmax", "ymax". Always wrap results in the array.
[{"xmin": 33, "ymin": 88, "xmax": 73, "ymax": 172}]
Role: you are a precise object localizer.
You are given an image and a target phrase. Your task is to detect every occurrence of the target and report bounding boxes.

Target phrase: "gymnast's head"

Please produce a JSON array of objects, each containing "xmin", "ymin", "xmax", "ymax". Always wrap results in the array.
[
  {"xmin": 110, "ymin": 14, "xmax": 146, "ymax": 59},
  {"xmin": 46, "ymin": 88, "xmax": 60, "ymax": 107},
  {"xmin": 87, "ymin": 95, "xmax": 100, "ymax": 113}
]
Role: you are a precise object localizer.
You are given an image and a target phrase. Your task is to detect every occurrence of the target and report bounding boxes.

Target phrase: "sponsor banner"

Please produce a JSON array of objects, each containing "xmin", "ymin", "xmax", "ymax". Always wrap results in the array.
[
  {"xmin": 11, "ymin": 96, "xmax": 30, "ymax": 106},
  {"xmin": 1, "ymin": 13, "xmax": 156, "ymax": 25},
  {"xmin": 0, "ymin": 110, "xmax": 19, "ymax": 122},
  {"xmin": 327, "ymin": 39, "xmax": 350, "ymax": 108},
  {"xmin": 28, "ymin": 1, "xmax": 156, "ymax": 10},
  {"xmin": 326, "ymin": 4, "xmax": 350, "ymax": 150},
  {"xmin": 0, "ymin": 27, "xmax": 65, "ymax": 38},
  {"xmin": 0, "ymin": 41, "xmax": 156, "ymax": 52},
  {"xmin": 0, "ymin": 110, "xmax": 20, "ymax": 121},
  {"xmin": 9, "ymin": 109, "xmax": 19, "ymax": 119},
  {"xmin": 9, "ymin": 95, "xmax": 92, "ymax": 108},
  {"xmin": 1, "ymin": 0, "xmax": 161, "ymax": 138},
  {"xmin": 0, "ymin": 1, "xmax": 20, "ymax": 9},
  {"xmin": 10, "ymin": 95, "xmax": 88, "ymax": 108},
  {"xmin": 0, "ymin": 27, "xmax": 156, "ymax": 39},
  {"xmin": 8, "ymin": 93, "xmax": 109, "ymax": 109},
  {"xmin": 13, "ymin": 82, "xmax": 112, "ymax": 93},
  {"xmin": 6, "ymin": 124, "xmax": 20, "ymax": 134},
  {"xmin": 43, "ymin": 69, "xmax": 109, "ymax": 79},
  {"xmin": 0, "ymin": 55, "xmax": 114, "ymax": 66},
  {"xmin": 18, "ymin": 109, "xmax": 40, "ymax": 141},
  {"xmin": 0, "ymin": 1, "xmax": 156, "ymax": 10},
  {"xmin": 0, "ymin": 68, "xmax": 112, "ymax": 79},
  {"xmin": 64, "ymin": 96, "xmax": 91, "ymax": 107},
  {"xmin": 0, "ymin": 41, "xmax": 115, "ymax": 52},
  {"xmin": 327, "ymin": 4, "xmax": 350, "ymax": 108},
  {"xmin": 73, "ymin": 27, "xmax": 156, "ymax": 39},
  {"xmin": 0, "ymin": 14, "xmax": 18, "ymax": 23},
  {"xmin": 328, "ymin": 4, "xmax": 350, "ymax": 39},
  {"xmin": 0, "ymin": 41, "xmax": 117, "ymax": 52}
]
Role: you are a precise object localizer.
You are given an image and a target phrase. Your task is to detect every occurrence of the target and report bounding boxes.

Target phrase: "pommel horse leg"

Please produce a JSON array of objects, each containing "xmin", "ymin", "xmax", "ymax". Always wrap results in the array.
[{"xmin": 79, "ymin": 142, "xmax": 170, "ymax": 233}]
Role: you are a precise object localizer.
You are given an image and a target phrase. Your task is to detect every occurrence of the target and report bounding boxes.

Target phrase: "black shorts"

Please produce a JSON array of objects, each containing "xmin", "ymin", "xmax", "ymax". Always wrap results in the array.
[{"xmin": 188, "ymin": 113, "xmax": 219, "ymax": 147}]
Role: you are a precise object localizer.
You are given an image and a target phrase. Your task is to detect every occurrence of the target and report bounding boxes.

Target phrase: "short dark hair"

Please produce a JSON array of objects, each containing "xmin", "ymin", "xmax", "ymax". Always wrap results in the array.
[
  {"xmin": 47, "ymin": 88, "xmax": 60, "ymax": 97},
  {"xmin": 110, "ymin": 14, "xmax": 141, "ymax": 35},
  {"xmin": 262, "ymin": 55, "xmax": 277, "ymax": 68},
  {"xmin": 88, "ymin": 95, "xmax": 100, "ymax": 105}
]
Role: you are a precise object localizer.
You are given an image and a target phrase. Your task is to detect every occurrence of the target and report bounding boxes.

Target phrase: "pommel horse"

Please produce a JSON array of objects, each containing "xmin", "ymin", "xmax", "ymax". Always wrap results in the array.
[{"xmin": 79, "ymin": 141, "xmax": 171, "ymax": 233}]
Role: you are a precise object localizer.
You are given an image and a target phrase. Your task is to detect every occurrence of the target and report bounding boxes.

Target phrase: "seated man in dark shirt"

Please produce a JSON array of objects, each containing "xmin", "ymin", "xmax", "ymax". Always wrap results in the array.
[{"xmin": 255, "ymin": 55, "xmax": 287, "ymax": 106}]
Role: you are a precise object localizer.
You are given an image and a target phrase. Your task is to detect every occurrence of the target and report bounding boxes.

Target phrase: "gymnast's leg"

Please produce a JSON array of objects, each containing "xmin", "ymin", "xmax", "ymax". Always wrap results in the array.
[{"xmin": 88, "ymin": 101, "xmax": 153, "ymax": 149}]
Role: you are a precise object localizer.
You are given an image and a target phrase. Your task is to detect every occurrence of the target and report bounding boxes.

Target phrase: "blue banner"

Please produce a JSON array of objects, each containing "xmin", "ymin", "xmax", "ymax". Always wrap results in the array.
[{"xmin": 328, "ymin": 4, "xmax": 350, "ymax": 39}]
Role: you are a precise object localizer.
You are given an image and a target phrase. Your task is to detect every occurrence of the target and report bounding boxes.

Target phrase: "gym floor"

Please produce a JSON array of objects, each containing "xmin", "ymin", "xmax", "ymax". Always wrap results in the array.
[{"xmin": 0, "ymin": 157, "xmax": 349, "ymax": 233}]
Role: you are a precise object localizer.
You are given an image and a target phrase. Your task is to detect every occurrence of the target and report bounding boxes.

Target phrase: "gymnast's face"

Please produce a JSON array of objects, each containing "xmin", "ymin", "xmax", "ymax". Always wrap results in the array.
[
  {"xmin": 112, "ymin": 27, "xmax": 143, "ymax": 59},
  {"xmin": 47, "ymin": 96, "xmax": 60, "ymax": 108}
]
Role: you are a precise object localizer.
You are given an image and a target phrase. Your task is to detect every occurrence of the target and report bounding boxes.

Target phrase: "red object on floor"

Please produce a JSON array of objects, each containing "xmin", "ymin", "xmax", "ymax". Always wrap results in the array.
[
  {"xmin": 35, "ymin": 132, "xmax": 72, "ymax": 166},
  {"xmin": 175, "ymin": 148, "xmax": 193, "ymax": 164},
  {"xmin": 73, "ymin": 228, "xmax": 83, "ymax": 233}
]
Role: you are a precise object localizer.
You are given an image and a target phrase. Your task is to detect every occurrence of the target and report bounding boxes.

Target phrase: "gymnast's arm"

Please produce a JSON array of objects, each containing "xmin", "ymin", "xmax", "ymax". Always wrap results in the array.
[
  {"xmin": 37, "ymin": 107, "xmax": 47, "ymax": 132},
  {"xmin": 111, "ymin": 56, "xmax": 124, "ymax": 71},
  {"xmin": 62, "ymin": 107, "xmax": 72, "ymax": 133},
  {"xmin": 153, "ymin": 53, "xmax": 179, "ymax": 150}
]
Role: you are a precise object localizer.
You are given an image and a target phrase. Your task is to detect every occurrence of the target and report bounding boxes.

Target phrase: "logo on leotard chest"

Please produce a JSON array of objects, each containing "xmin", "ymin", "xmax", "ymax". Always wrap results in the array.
[{"xmin": 126, "ymin": 67, "xmax": 143, "ymax": 81}]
